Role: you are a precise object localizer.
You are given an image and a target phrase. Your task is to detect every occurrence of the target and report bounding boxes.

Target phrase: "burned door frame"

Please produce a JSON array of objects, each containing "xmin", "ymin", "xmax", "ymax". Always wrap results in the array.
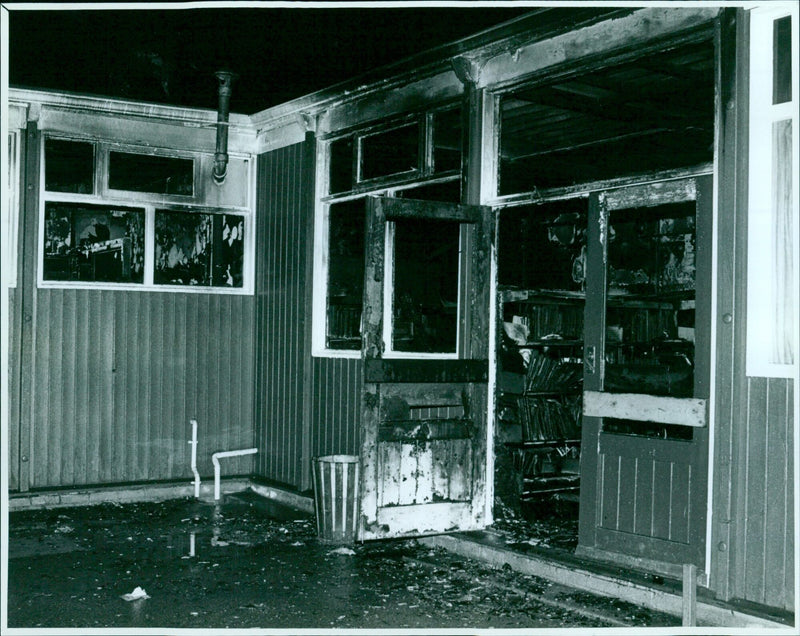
[
  {"xmin": 577, "ymin": 175, "xmax": 713, "ymax": 577},
  {"xmin": 359, "ymin": 196, "xmax": 493, "ymax": 540}
]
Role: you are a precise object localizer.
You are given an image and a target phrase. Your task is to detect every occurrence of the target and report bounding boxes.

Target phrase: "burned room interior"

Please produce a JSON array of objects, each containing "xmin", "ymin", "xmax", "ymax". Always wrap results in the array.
[{"xmin": 3, "ymin": 2, "xmax": 797, "ymax": 631}]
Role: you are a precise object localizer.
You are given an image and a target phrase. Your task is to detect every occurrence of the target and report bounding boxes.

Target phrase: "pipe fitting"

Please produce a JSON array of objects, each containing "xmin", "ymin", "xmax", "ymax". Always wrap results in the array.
[
  {"xmin": 212, "ymin": 70, "xmax": 237, "ymax": 185},
  {"xmin": 211, "ymin": 447, "xmax": 258, "ymax": 500}
]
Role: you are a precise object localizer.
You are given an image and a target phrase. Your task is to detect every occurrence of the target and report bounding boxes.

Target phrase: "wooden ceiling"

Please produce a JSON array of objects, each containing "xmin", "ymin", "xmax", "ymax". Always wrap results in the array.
[{"xmin": 499, "ymin": 36, "xmax": 715, "ymax": 191}]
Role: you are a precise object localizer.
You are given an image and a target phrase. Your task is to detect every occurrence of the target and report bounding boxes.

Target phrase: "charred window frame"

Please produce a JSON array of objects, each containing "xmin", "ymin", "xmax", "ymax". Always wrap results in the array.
[
  {"xmin": 39, "ymin": 135, "xmax": 253, "ymax": 293},
  {"xmin": 313, "ymin": 103, "xmax": 464, "ymax": 357}
]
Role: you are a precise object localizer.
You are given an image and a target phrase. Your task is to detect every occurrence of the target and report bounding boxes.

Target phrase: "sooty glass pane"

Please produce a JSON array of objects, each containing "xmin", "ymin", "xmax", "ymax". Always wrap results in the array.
[
  {"xmin": 361, "ymin": 123, "xmax": 419, "ymax": 181},
  {"xmin": 43, "ymin": 202, "xmax": 144, "ymax": 283},
  {"xmin": 45, "ymin": 138, "xmax": 94, "ymax": 193},
  {"xmin": 433, "ymin": 108, "xmax": 462, "ymax": 173},
  {"xmin": 397, "ymin": 179, "xmax": 461, "ymax": 203},
  {"xmin": 109, "ymin": 152, "xmax": 193, "ymax": 196},
  {"xmin": 154, "ymin": 211, "xmax": 244, "ymax": 287},
  {"xmin": 774, "ymin": 16, "xmax": 792, "ymax": 105},
  {"xmin": 498, "ymin": 198, "xmax": 587, "ymax": 291},
  {"xmin": 327, "ymin": 199, "xmax": 365, "ymax": 350},
  {"xmin": 392, "ymin": 218, "xmax": 459, "ymax": 354},
  {"xmin": 604, "ymin": 202, "xmax": 696, "ymax": 399},
  {"xmin": 329, "ymin": 137, "xmax": 355, "ymax": 195}
]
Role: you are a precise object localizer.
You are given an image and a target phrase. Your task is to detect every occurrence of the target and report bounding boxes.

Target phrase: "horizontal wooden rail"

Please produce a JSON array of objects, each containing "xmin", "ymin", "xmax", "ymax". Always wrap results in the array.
[{"xmin": 583, "ymin": 391, "xmax": 707, "ymax": 428}]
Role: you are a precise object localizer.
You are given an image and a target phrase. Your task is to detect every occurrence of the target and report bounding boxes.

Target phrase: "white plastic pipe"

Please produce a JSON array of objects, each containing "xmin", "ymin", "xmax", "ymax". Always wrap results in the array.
[
  {"xmin": 212, "ymin": 448, "xmax": 258, "ymax": 500},
  {"xmin": 189, "ymin": 419, "xmax": 200, "ymax": 498}
]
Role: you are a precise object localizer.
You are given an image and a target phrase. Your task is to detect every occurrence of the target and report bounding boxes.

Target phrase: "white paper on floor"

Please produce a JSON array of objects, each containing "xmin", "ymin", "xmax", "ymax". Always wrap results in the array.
[{"xmin": 121, "ymin": 586, "xmax": 150, "ymax": 601}]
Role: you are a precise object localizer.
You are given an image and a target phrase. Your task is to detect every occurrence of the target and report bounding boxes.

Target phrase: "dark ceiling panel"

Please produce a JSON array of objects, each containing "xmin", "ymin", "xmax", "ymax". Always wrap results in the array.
[{"xmin": 8, "ymin": 6, "xmax": 533, "ymax": 113}]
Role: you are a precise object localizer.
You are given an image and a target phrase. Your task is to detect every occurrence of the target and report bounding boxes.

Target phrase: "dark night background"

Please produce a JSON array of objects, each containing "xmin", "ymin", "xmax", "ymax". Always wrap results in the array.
[{"xmin": 7, "ymin": 4, "xmax": 531, "ymax": 114}]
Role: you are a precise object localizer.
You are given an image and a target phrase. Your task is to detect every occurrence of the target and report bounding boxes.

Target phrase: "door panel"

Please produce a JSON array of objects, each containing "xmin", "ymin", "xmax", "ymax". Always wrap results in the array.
[
  {"xmin": 359, "ymin": 196, "xmax": 492, "ymax": 540},
  {"xmin": 578, "ymin": 176, "xmax": 711, "ymax": 574}
]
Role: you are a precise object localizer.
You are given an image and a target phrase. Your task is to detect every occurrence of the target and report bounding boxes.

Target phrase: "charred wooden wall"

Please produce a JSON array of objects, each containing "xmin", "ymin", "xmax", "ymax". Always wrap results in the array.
[
  {"xmin": 254, "ymin": 141, "xmax": 362, "ymax": 491},
  {"xmin": 9, "ymin": 125, "xmax": 256, "ymax": 491}
]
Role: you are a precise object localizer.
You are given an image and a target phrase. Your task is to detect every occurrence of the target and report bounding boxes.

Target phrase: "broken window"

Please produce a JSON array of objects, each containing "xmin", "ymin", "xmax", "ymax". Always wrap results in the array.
[
  {"xmin": 497, "ymin": 38, "xmax": 715, "ymax": 195},
  {"xmin": 390, "ymin": 217, "xmax": 460, "ymax": 354},
  {"xmin": 154, "ymin": 210, "xmax": 244, "ymax": 287},
  {"xmin": 45, "ymin": 138, "xmax": 94, "ymax": 194},
  {"xmin": 40, "ymin": 136, "xmax": 252, "ymax": 293},
  {"xmin": 109, "ymin": 151, "xmax": 194, "ymax": 196},
  {"xmin": 326, "ymin": 104, "xmax": 462, "ymax": 196},
  {"xmin": 42, "ymin": 202, "xmax": 145, "ymax": 283},
  {"xmin": 326, "ymin": 199, "xmax": 366, "ymax": 350},
  {"xmin": 432, "ymin": 107, "xmax": 462, "ymax": 173},
  {"xmin": 361, "ymin": 122, "xmax": 420, "ymax": 182},
  {"xmin": 317, "ymin": 104, "xmax": 463, "ymax": 355}
]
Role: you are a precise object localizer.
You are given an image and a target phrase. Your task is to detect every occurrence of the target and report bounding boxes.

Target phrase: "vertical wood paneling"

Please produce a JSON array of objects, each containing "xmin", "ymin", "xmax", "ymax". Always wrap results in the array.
[
  {"xmin": 651, "ymin": 460, "xmax": 673, "ymax": 541},
  {"xmin": 19, "ymin": 287, "xmax": 255, "ymax": 489},
  {"xmin": 743, "ymin": 377, "xmax": 768, "ymax": 602},
  {"xmin": 616, "ymin": 456, "xmax": 637, "ymax": 534},
  {"xmin": 633, "ymin": 458, "xmax": 653, "ymax": 536},
  {"xmin": 311, "ymin": 357, "xmax": 363, "ymax": 459},
  {"xmin": 253, "ymin": 142, "xmax": 310, "ymax": 488},
  {"xmin": 740, "ymin": 375, "xmax": 794, "ymax": 609}
]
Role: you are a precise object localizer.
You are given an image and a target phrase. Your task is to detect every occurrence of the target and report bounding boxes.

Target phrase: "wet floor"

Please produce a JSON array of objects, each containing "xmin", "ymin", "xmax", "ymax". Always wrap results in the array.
[{"xmin": 7, "ymin": 491, "xmax": 679, "ymax": 630}]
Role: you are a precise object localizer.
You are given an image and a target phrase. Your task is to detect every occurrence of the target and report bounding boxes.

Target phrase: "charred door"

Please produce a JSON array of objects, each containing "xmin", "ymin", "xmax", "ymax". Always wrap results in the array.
[
  {"xmin": 578, "ymin": 176, "xmax": 712, "ymax": 574},
  {"xmin": 359, "ymin": 196, "xmax": 492, "ymax": 540}
]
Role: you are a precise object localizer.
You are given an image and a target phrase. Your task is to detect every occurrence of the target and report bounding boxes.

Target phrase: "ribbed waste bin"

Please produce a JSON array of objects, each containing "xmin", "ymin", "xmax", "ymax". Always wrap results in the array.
[{"xmin": 311, "ymin": 455, "xmax": 360, "ymax": 544}]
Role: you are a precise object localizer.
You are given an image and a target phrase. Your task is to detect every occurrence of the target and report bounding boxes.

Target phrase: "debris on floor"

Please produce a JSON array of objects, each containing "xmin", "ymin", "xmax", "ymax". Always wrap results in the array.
[
  {"xmin": 120, "ymin": 587, "xmax": 150, "ymax": 602},
  {"xmin": 7, "ymin": 494, "xmax": 679, "ymax": 629}
]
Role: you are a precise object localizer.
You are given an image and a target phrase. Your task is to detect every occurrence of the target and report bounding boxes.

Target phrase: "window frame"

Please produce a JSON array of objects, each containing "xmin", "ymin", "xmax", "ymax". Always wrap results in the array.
[
  {"xmin": 746, "ymin": 4, "xmax": 799, "ymax": 378},
  {"xmin": 313, "ymin": 102, "xmax": 465, "ymax": 358},
  {"xmin": 38, "ymin": 135, "xmax": 255, "ymax": 294}
]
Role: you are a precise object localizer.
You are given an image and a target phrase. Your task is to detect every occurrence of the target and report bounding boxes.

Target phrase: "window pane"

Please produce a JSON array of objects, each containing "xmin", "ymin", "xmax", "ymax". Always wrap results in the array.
[
  {"xmin": 329, "ymin": 137, "xmax": 354, "ymax": 195},
  {"xmin": 604, "ymin": 202, "xmax": 696, "ymax": 400},
  {"xmin": 396, "ymin": 179, "xmax": 461, "ymax": 203},
  {"xmin": 43, "ymin": 202, "xmax": 144, "ymax": 282},
  {"xmin": 392, "ymin": 218, "xmax": 459, "ymax": 353},
  {"xmin": 45, "ymin": 138, "xmax": 94, "ymax": 193},
  {"xmin": 327, "ymin": 199, "xmax": 365, "ymax": 350},
  {"xmin": 361, "ymin": 123, "xmax": 419, "ymax": 181},
  {"xmin": 154, "ymin": 210, "xmax": 244, "ymax": 287},
  {"xmin": 498, "ymin": 199, "xmax": 587, "ymax": 291},
  {"xmin": 773, "ymin": 16, "xmax": 792, "ymax": 105},
  {"xmin": 109, "ymin": 152, "xmax": 193, "ymax": 196},
  {"xmin": 432, "ymin": 108, "xmax": 462, "ymax": 173}
]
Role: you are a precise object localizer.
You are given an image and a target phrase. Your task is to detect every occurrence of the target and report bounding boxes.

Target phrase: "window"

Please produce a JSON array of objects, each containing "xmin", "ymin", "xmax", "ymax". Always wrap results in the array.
[
  {"xmin": 155, "ymin": 210, "xmax": 244, "ymax": 287},
  {"xmin": 315, "ymin": 104, "xmax": 463, "ymax": 356},
  {"xmin": 326, "ymin": 199, "xmax": 366, "ymax": 349},
  {"xmin": 45, "ymin": 138, "xmax": 94, "ymax": 194},
  {"xmin": 360, "ymin": 122, "xmax": 420, "ymax": 182},
  {"xmin": 326, "ymin": 105, "xmax": 461, "ymax": 195},
  {"xmin": 497, "ymin": 38, "xmax": 715, "ymax": 196},
  {"xmin": 40, "ymin": 136, "xmax": 252, "ymax": 293},
  {"xmin": 388, "ymin": 217, "xmax": 460, "ymax": 354},
  {"xmin": 109, "ymin": 151, "xmax": 194, "ymax": 196},
  {"xmin": 43, "ymin": 202, "xmax": 145, "ymax": 283},
  {"xmin": 747, "ymin": 5, "xmax": 798, "ymax": 377}
]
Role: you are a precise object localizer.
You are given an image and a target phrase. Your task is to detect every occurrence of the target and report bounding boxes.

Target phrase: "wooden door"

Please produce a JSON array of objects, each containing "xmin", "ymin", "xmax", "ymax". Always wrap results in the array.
[
  {"xmin": 578, "ymin": 176, "xmax": 712, "ymax": 575},
  {"xmin": 359, "ymin": 196, "xmax": 492, "ymax": 540}
]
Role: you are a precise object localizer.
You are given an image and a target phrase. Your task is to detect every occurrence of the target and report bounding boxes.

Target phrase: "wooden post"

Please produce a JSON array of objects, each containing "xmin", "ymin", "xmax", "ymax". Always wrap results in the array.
[{"xmin": 682, "ymin": 563, "xmax": 698, "ymax": 626}]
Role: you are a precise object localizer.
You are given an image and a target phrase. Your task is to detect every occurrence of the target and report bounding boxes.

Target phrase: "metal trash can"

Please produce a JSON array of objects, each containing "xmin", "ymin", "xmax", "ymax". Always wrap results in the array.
[{"xmin": 311, "ymin": 455, "xmax": 360, "ymax": 544}]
